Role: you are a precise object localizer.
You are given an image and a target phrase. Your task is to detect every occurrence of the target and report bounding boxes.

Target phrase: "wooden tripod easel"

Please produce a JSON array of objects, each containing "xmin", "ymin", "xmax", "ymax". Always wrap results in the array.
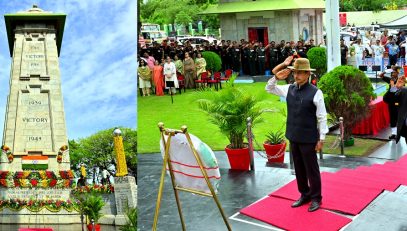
[{"xmin": 152, "ymin": 122, "xmax": 232, "ymax": 231}]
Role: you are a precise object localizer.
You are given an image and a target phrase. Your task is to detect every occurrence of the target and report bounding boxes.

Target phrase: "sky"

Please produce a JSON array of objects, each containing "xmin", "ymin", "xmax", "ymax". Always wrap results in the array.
[{"xmin": 0, "ymin": 0, "xmax": 137, "ymax": 140}]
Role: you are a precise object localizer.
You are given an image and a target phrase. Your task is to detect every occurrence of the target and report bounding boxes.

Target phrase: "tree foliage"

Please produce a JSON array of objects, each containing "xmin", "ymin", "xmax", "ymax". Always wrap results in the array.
[
  {"xmin": 318, "ymin": 66, "xmax": 376, "ymax": 141},
  {"xmin": 140, "ymin": 0, "xmax": 220, "ymax": 30},
  {"xmin": 69, "ymin": 127, "xmax": 137, "ymax": 180},
  {"xmin": 340, "ymin": 0, "xmax": 406, "ymax": 11}
]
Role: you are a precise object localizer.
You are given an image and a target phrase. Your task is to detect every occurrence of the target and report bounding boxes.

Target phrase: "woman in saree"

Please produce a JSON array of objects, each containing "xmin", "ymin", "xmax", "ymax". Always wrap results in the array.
[
  {"xmin": 152, "ymin": 60, "xmax": 164, "ymax": 96},
  {"xmin": 137, "ymin": 59, "xmax": 151, "ymax": 96},
  {"xmin": 183, "ymin": 52, "xmax": 195, "ymax": 89}
]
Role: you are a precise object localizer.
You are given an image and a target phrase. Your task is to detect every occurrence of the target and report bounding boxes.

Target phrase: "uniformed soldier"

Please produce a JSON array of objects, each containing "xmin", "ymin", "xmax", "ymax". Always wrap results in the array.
[
  {"xmin": 267, "ymin": 41, "xmax": 279, "ymax": 71},
  {"xmin": 248, "ymin": 44, "xmax": 257, "ymax": 76},
  {"xmin": 242, "ymin": 42, "xmax": 250, "ymax": 75},
  {"xmin": 231, "ymin": 44, "xmax": 241, "ymax": 73},
  {"xmin": 305, "ymin": 39, "xmax": 316, "ymax": 51},
  {"xmin": 257, "ymin": 42, "xmax": 266, "ymax": 75},
  {"xmin": 221, "ymin": 41, "xmax": 229, "ymax": 71},
  {"xmin": 296, "ymin": 41, "xmax": 307, "ymax": 58},
  {"xmin": 151, "ymin": 43, "xmax": 164, "ymax": 63}
]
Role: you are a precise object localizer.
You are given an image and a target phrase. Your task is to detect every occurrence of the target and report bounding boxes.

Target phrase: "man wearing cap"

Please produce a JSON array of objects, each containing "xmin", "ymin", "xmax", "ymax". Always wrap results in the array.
[{"xmin": 266, "ymin": 56, "xmax": 328, "ymax": 212}]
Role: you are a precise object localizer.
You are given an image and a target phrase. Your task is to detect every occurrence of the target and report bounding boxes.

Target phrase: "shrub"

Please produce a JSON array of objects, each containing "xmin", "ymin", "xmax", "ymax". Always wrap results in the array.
[
  {"xmin": 82, "ymin": 194, "xmax": 105, "ymax": 223},
  {"xmin": 307, "ymin": 47, "xmax": 327, "ymax": 79},
  {"xmin": 202, "ymin": 51, "xmax": 222, "ymax": 73},
  {"xmin": 318, "ymin": 65, "xmax": 376, "ymax": 141}
]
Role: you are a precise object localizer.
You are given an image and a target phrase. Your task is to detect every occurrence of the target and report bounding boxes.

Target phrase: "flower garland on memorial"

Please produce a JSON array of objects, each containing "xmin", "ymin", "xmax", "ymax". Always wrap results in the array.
[
  {"xmin": 1, "ymin": 145, "xmax": 13, "ymax": 163},
  {"xmin": 72, "ymin": 184, "xmax": 115, "ymax": 194},
  {"xmin": 0, "ymin": 198, "xmax": 81, "ymax": 212},
  {"xmin": 0, "ymin": 170, "xmax": 75, "ymax": 188},
  {"xmin": 57, "ymin": 145, "xmax": 69, "ymax": 163}
]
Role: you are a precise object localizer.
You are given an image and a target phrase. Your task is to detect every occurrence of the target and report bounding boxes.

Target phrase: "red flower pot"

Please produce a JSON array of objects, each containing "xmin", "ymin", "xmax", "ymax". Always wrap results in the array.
[
  {"xmin": 87, "ymin": 224, "xmax": 101, "ymax": 231},
  {"xmin": 225, "ymin": 145, "xmax": 250, "ymax": 170},
  {"xmin": 263, "ymin": 142, "xmax": 286, "ymax": 163}
]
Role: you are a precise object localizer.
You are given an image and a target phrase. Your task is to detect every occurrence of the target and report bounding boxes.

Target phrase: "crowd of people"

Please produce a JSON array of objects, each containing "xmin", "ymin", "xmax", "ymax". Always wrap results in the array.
[
  {"xmin": 341, "ymin": 29, "xmax": 406, "ymax": 68},
  {"xmin": 137, "ymin": 29, "xmax": 406, "ymax": 96},
  {"xmin": 137, "ymin": 38, "xmax": 319, "ymax": 95}
]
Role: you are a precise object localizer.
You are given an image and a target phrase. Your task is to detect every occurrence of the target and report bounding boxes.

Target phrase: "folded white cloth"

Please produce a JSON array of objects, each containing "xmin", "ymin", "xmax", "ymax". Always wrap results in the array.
[{"xmin": 160, "ymin": 133, "xmax": 221, "ymax": 193}]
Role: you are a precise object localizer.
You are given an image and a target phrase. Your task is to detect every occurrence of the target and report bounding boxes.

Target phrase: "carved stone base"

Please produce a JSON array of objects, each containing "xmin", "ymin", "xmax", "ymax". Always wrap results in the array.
[
  {"xmin": 0, "ymin": 208, "xmax": 80, "ymax": 224},
  {"xmin": 113, "ymin": 176, "xmax": 137, "ymax": 225}
]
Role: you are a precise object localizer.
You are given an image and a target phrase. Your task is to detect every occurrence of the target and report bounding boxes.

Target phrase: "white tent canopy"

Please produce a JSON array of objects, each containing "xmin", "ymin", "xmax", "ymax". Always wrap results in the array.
[{"xmin": 379, "ymin": 15, "xmax": 407, "ymax": 29}]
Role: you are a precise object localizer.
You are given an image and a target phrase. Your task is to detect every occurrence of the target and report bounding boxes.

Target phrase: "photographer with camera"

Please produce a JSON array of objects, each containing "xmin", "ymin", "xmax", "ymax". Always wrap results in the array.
[{"xmin": 266, "ymin": 56, "xmax": 328, "ymax": 212}]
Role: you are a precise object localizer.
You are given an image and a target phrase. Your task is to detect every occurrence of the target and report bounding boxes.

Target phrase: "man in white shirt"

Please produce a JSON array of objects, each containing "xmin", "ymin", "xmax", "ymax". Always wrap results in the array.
[
  {"xmin": 351, "ymin": 38, "xmax": 365, "ymax": 68},
  {"xmin": 371, "ymin": 40, "xmax": 384, "ymax": 71},
  {"xmin": 266, "ymin": 56, "xmax": 328, "ymax": 212}
]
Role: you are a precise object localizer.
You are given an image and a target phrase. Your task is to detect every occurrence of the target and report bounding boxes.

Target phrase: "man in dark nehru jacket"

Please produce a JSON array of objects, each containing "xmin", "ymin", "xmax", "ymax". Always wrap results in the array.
[
  {"xmin": 384, "ymin": 75, "xmax": 407, "ymax": 144},
  {"xmin": 381, "ymin": 66, "xmax": 402, "ymax": 139},
  {"xmin": 265, "ymin": 56, "xmax": 328, "ymax": 212}
]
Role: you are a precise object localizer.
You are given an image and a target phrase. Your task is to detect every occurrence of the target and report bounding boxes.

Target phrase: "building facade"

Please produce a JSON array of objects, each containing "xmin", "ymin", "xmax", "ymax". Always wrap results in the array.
[{"xmin": 203, "ymin": 0, "xmax": 324, "ymax": 44}]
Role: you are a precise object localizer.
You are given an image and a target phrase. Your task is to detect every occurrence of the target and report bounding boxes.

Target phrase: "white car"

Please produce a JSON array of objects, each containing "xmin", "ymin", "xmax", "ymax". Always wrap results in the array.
[{"xmin": 177, "ymin": 36, "xmax": 220, "ymax": 47}]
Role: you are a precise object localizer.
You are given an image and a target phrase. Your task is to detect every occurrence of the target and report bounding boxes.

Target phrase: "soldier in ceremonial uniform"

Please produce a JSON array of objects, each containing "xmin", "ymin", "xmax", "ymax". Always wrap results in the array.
[
  {"xmin": 248, "ymin": 44, "xmax": 257, "ymax": 76},
  {"xmin": 267, "ymin": 41, "xmax": 279, "ymax": 71},
  {"xmin": 242, "ymin": 42, "xmax": 250, "ymax": 75},
  {"xmin": 151, "ymin": 42, "xmax": 164, "ymax": 63},
  {"xmin": 296, "ymin": 41, "xmax": 307, "ymax": 58},
  {"xmin": 257, "ymin": 42, "xmax": 266, "ymax": 75},
  {"xmin": 231, "ymin": 43, "xmax": 241, "ymax": 73},
  {"xmin": 221, "ymin": 41, "xmax": 229, "ymax": 71}
]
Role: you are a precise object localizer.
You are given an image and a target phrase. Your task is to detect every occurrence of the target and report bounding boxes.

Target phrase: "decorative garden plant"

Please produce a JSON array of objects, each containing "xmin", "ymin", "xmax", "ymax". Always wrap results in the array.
[
  {"xmin": 318, "ymin": 65, "xmax": 376, "ymax": 142},
  {"xmin": 202, "ymin": 51, "xmax": 222, "ymax": 74}
]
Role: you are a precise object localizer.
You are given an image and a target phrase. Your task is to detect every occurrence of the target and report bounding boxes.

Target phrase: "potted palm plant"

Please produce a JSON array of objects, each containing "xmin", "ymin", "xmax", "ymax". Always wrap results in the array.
[
  {"xmin": 198, "ymin": 74, "xmax": 263, "ymax": 170},
  {"xmin": 82, "ymin": 194, "xmax": 105, "ymax": 231},
  {"xmin": 263, "ymin": 129, "xmax": 286, "ymax": 163}
]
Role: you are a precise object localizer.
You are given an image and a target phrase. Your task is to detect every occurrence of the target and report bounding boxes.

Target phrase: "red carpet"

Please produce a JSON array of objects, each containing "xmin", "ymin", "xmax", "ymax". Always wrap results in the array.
[
  {"xmin": 335, "ymin": 169, "xmax": 400, "ymax": 191},
  {"xmin": 240, "ymin": 196, "xmax": 352, "ymax": 231},
  {"xmin": 270, "ymin": 173, "xmax": 383, "ymax": 215},
  {"xmin": 241, "ymin": 155, "xmax": 407, "ymax": 229}
]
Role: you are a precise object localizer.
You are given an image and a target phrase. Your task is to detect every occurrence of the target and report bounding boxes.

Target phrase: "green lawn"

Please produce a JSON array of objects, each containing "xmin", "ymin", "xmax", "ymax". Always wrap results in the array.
[
  {"xmin": 138, "ymin": 82, "xmax": 386, "ymax": 155},
  {"xmin": 321, "ymin": 135, "xmax": 386, "ymax": 157}
]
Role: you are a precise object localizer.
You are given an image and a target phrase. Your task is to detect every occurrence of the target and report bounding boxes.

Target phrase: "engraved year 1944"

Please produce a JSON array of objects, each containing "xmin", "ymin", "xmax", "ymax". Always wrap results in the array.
[{"xmin": 28, "ymin": 136, "xmax": 41, "ymax": 141}]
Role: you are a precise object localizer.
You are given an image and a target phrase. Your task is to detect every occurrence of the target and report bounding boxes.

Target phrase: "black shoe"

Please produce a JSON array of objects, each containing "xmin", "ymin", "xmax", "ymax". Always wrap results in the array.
[
  {"xmin": 308, "ymin": 201, "xmax": 321, "ymax": 212},
  {"xmin": 389, "ymin": 135, "xmax": 396, "ymax": 140},
  {"xmin": 291, "ymin": 197, "xmax": 311, "ymax": 208}
]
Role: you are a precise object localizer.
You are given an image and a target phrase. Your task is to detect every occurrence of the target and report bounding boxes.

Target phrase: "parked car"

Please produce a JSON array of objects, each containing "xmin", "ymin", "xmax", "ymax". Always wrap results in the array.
[{"xmin": 177, "ymin": 36, "xmax": 220, "ymax": 47}]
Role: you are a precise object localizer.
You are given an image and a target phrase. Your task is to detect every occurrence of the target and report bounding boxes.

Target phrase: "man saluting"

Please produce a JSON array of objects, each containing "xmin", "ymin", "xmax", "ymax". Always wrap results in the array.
[{"xmin": 265, "ymin": 56, "xmax": 328, "ymax": 212}]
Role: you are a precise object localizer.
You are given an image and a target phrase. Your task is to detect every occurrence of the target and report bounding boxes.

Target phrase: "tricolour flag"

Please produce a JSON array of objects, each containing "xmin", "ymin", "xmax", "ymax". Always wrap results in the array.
[{"xmin": 22, "ymin": 155, "xmax": 49, "ymax": 170}]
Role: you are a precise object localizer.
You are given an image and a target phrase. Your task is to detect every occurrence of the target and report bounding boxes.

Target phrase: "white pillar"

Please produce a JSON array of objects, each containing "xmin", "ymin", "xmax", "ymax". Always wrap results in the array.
[{"xmin": 325, "ymin": 0, "xmax": 341, "ymax": 71}]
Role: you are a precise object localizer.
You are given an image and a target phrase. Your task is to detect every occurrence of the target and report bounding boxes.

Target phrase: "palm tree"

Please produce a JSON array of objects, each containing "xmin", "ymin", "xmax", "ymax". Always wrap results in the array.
[{"xmin": 198, "ymin": 74, "xmax": 263, "ymax": 149}]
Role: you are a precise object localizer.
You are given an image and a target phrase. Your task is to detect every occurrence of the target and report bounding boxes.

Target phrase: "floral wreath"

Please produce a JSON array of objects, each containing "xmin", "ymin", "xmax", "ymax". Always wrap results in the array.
[
  {"xmin": 1, "ymin": 145, "xmax": 13, "ymax": 163},
  {"xmin": 57, "ymin": 145, "xmax": 69, "ymax": 163}
]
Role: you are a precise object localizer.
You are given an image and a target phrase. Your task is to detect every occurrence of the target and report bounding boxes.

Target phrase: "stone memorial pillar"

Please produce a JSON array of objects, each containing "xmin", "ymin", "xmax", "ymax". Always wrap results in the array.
[
  {"xmin": 0, "ymin": 5, "xmax": 79, "ymax": 224},
  {"xmin": 2, "ymin": 5, "xmax": 69, "ymax": 171}
]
